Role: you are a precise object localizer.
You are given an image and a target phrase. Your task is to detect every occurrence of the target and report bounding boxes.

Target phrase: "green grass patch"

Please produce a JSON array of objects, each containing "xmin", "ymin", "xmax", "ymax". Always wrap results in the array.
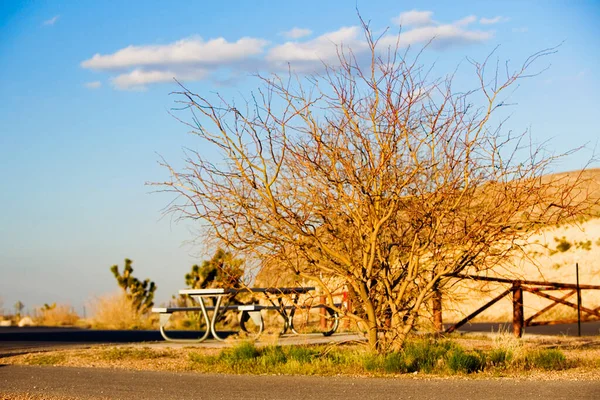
[
  {"xmin": 446, "ymin": 349, "xmax": 484, "ymax": 374},
  {"xmin": 99, "ymin": 347, "xmax": 170, "ymax": 361},
  {"xmin": 24, "ymin": 353, "xmax": 67, "ymax": 366},
  {"xmin": 487, "ymin": 348, "xmax": 513, "ymax": 368},
  {"xmin": 525, "ymin": 349, "xmax": 568, "ymax": 370},
  {"xmin": 287, "ymin": 345, "xmax": 318, "ymax": 362},
  {"xmin": 185, "ymin": 339, "xmax": 574, "ymax": 376},
  {"xmin": 403, "ymin": 339, "xmax": 457, "ymax": 373},
  {"xmin": 219, "ymin": 341, "xmax": 260, "ymax": 364}
]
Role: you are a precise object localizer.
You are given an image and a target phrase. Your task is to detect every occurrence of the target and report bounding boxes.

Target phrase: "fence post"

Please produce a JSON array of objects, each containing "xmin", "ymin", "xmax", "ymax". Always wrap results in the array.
[
  {"xmin": 576, "ymin": 263, "xmax": 581, "ymax": 337},
  {"xmin": 433, "ymin": 289, "xmax": 443, "ymax": 333},
  {"xmin": 512, "ymin": 281, "xmax": 524, "ymax": 338}
]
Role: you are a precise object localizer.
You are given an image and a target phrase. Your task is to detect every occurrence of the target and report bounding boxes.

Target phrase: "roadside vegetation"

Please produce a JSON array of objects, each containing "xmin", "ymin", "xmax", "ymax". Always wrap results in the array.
[
  {"xmin": 188, "ymin": 340, "xmax": 574, "ymax": 375},
  {"xmin": 4, "ymin": 335, "xmax": 599, "ymax": 379}
]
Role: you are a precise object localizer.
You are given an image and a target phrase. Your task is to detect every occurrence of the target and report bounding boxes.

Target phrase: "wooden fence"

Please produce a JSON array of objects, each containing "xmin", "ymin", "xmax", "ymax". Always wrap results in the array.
[{"xmin": 438, "ymin": 268, "xmax": 600, "ymax": 337}]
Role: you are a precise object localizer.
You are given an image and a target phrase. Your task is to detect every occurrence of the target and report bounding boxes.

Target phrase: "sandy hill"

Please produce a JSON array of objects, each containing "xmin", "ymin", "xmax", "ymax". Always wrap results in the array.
[
  {"xmin": 445, "ymin": 215, "xmax": 600, "ymax": 323},
  {"xmin": 444, "ymin": 168, "xmax": 600, "ymax": 323}
]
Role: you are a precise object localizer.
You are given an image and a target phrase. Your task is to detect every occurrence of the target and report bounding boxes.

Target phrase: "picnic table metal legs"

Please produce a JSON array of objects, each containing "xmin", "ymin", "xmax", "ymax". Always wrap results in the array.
[
  {"xmin": 239, "ymin": 310, "xmax": 265, "ymax": 336},
  {"xmin": 192, "ymin": 294, "xmax": 229, "ymax": 341},
  {"xmin": 157, "ymin": 310, "xmax": 211, "ymax": 343},
  {"xmin": 263, "ymin": 293, "xmax": 340, "ymax": 336},
  {"xmin": 289, "ymin": 304, "xmax": 339, "ymax": 337},
  {"xmin": 263, "ymin": 292, "xmax": 296, "ymax": 335}
]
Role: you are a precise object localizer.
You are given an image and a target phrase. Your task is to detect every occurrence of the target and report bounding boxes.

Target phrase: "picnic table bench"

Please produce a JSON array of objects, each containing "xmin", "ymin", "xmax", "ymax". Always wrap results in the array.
[{"xmin": 152, "ymin": 287, "xmax": 340, "ymax": 342}]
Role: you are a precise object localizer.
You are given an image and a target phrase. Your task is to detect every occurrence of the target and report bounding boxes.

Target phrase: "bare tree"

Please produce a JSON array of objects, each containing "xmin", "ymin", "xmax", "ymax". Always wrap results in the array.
[{"xmin": 155, "ymin": 25, "xmax": 595, "ymax": 352}]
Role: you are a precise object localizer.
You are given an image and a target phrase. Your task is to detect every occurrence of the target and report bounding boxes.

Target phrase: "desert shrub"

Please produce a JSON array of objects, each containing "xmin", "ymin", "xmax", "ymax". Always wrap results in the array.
[
  {"xmin": 90, "ymin": 292, "xmax": 154, "ymax": 330},
  {"xmin": 35, "ymin": 304, "xmax": 79, "ymax": 326}
]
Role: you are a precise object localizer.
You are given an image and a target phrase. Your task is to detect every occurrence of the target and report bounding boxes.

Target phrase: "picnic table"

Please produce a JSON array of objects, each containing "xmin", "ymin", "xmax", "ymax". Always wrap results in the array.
[{"xmin": 152, "ymin": 287, "xmax": 340, "ymax": 342}]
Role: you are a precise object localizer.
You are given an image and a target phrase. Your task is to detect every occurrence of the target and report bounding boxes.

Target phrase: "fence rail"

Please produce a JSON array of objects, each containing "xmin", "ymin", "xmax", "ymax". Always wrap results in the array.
[{"xmin": 439, "ymin": 266, "xmax": 600, "ymax": 337}]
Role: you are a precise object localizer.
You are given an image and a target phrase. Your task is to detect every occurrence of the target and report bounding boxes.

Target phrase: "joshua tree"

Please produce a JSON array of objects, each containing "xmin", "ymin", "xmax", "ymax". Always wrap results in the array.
[
  {"xmin": 14, "ymin": 300, "xmax": 24, "ymax": 318},
  {"xmin": 185, "ymin": 248, "xmax": 244, "ymax": 290},
  {"xmin": 111, "ymin": 259, "xmax": 157, "ymax": 313}
]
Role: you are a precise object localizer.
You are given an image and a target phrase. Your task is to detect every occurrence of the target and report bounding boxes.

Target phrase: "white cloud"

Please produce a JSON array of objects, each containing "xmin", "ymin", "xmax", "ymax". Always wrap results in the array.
[
  {"xmin": 111, "ymin": 70, "xmax": 175, "ymax": 90},
  {"xmin": 111, "ymin": 68, "xmax": 209, "ymax": 90},
  {"xmin": 43, "ymin": 15, "xmax": 60, "ymax": 26},
  {"xmin": 392, "ymin": 10, "xmax": 434, "ymax": 27},
  {"xmin": 480, "ymin": 16, "xmax": 510, "ymax": 25},
  {"xmin": 280, "ymin": 27, "xmax": 313, "ymax": 39},
  {"xmin": 454, "ymin": 15, "xmax": 477, "ymax": 26},
  {"xmin": 512, "ymin": 27, "xmax": 528, "ymax": 33},
  {"xmin": 84, "ymin": 81, "xmax": 101, "ymax": 89},
  {"xmin": 81, "ymin": 12, "xmax": 495, "ymax": 90},
  {"xmin": 81, "ymin": 36, "xmax": 268, "ymax": 90},
  {"xmin": 82, "ymin": 36, "xmax": 268, "ymax": 70},
  {"xmin": 380, "ymin": 24, "xmax": 492, "ymax": 50},
  {"xmin": 268, "ymin": 16, "xmax": 492, "ymax": 71},
  {"xmin": 267, "ymin": 26, "xmax": 366, "ymax": 70}
]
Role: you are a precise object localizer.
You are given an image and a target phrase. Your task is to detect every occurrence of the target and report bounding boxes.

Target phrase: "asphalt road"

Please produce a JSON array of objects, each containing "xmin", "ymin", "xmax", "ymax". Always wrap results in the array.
[{"xmin": 1, "ymin": 365, "xmax": 599, "ymax": 400}]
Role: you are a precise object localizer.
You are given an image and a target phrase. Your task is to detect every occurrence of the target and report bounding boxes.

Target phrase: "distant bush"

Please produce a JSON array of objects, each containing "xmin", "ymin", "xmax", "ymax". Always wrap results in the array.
[
  {"xmin": 575, "ymin": 240, "xmax": 592, "ymax": 251},
  {"xmin": 550, "ymin": 236, "xmax": 572, "ymax": 254},
  {"xmin": 89, "ymin": 292, "xmax": 155, "ymax": 330},
  {"xmin": 35, "ymin": 304, "xmax": 79, "ymax": 326}
]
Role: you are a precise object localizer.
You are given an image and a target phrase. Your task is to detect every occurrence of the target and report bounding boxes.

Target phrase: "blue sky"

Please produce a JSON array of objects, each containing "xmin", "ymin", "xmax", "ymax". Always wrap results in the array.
[{"xmin": 1, "ymin": 1, "xmax": 599, "ymax": 315}]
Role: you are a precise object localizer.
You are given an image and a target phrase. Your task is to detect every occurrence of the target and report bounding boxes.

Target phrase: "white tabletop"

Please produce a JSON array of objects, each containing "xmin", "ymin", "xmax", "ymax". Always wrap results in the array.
[{"xmin": 179, "ymin": 287, "xmax": 316, "ymax": 296}]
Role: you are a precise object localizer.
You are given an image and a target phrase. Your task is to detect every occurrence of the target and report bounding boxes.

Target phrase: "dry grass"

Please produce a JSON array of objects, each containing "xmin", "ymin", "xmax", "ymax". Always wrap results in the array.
[
  {"xmin": 89, "ymin": 292, "xmax": 155, "ymax": 330},
  {"xmin": 34, "ymin": 304, "xmax": 79, "ymax": 327}
]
